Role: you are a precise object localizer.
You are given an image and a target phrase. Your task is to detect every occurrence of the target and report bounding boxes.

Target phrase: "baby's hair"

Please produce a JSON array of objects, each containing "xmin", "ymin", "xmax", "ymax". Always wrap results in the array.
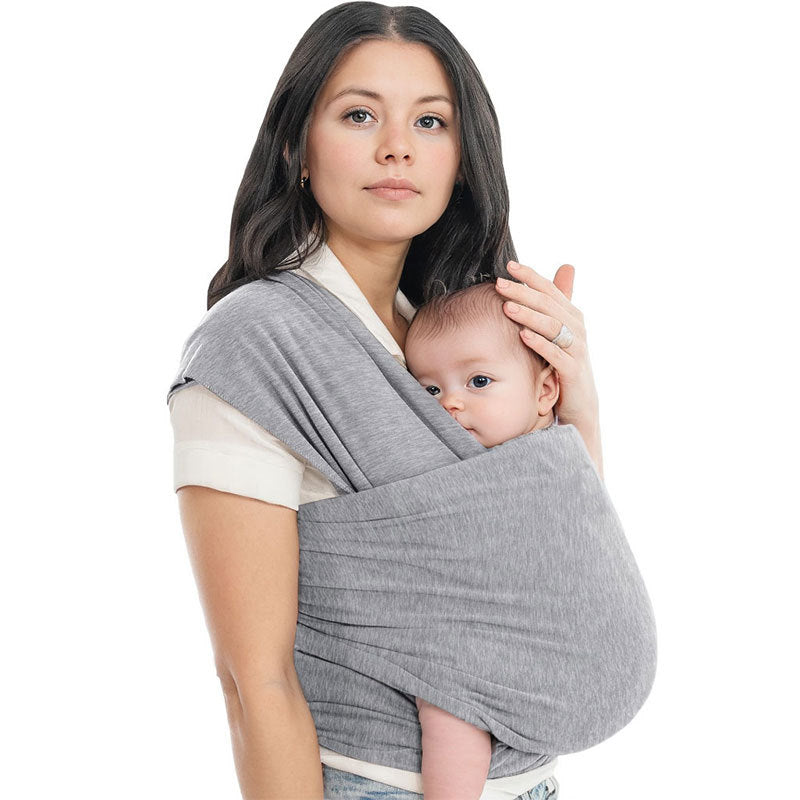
[{"xmin": 407, "ymin": 277, "xmax": 550, "ymax": 373}]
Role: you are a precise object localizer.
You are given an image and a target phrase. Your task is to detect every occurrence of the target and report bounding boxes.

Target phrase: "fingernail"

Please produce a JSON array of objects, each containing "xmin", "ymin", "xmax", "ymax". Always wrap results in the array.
[
  {"xmin": 497, "ymin": 278, "xmax": 509, "ymax": 287},
  {"xmin": 508, "ymin": 262, "xmax": 520, "ymax": 271},
  {"xmin": 506, "ymin": 301, "xmax": 520, "ymax": 312}
]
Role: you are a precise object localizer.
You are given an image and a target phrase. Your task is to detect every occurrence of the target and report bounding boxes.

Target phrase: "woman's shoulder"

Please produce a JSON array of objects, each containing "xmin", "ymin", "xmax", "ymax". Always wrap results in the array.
[
  {"xmin": 167, "ymin": 277, "xmax": 298, "ymax": 399},
  {"xmin": 208, "ymin": 271, "xmax": 315, "ymax": 315},
  {"xmin": 182, "ymin": 272, "xmax": 320, "ymax": 355},
  {"xmin": 199, "ymin": 276, "xmax": 287, "ymax": 326}
]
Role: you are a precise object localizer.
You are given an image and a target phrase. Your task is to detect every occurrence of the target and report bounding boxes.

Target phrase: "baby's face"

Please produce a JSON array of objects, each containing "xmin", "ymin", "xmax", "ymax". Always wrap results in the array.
[{"xmin": 405, "ymin": 318, "xmax": 544, "ymax": 448}]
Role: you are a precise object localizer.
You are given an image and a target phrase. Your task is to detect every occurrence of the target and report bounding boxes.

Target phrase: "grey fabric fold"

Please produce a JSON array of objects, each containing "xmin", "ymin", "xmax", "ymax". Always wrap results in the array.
[{"xmin": 166, "ymin": 268, "xmax": 657, "ymax": 773}]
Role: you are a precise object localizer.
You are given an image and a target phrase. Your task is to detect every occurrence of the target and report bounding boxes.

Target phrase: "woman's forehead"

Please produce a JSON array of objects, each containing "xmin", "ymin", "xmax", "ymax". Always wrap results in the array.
[{"xmin": 321, "ymin": 39, "xmax": 455, "ymax": 106}]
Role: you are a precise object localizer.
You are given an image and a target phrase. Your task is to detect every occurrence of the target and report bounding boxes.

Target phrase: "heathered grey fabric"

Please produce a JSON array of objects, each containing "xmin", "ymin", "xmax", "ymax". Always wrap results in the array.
[{"xmin": 166, "ymin": 268, "xmax": 657, "ymax": 776}]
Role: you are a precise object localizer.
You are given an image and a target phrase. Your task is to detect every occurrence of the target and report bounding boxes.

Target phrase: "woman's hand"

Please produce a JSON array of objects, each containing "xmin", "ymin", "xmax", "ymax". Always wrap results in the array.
[{"xmin": 495, "ymin": 260, "xmax": 604, "ymax": 478}]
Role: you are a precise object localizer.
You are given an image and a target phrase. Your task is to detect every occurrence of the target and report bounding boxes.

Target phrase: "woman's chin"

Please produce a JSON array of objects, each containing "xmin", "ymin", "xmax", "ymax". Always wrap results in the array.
[{"xmin": 350, "ymin": 206, "xmax": 447, "ymax": 241}]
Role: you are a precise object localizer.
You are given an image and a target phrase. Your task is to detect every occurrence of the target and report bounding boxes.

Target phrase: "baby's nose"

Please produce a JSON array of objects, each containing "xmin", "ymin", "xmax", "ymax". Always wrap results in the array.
[{"xmin": 442, "ymin": 394, "xmax": 464, "ymax": 412}]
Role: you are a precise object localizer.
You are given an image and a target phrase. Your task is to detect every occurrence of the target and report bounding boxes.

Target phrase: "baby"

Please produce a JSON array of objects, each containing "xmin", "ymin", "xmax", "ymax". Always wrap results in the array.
[{"xmin": 403, "ymin": 278, "xmax": 560, "ymax": 800}]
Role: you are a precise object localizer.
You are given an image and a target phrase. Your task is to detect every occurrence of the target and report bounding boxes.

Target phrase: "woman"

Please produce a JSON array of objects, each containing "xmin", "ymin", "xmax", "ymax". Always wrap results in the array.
[{"xmin": 169, "ymin": 3, "xmax": 601, "ymax": 798}]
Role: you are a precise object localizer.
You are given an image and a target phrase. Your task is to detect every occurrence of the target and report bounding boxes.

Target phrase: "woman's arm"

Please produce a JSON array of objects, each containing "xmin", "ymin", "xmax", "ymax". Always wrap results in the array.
[
  {"xmin": 495, "ymin": 261, "xmax": 605, "ymax": 480},
  {"xmin": 575, "ymin": 418, "xmax": 604, "ymax": 481},
  {"xmin": 177, "ymin": 485, "xmax": 324, "ymax": 800}
]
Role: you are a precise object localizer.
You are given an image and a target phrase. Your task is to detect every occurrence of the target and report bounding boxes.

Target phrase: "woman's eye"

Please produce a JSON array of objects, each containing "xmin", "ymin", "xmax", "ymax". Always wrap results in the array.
[
  {"xmin": 468, "ymin": 375, "xmax": 492, "ymax": 389},
  {"xmin": 344, "ymin": 108, "xmax": 374, "ymax": 124},
  {"xmin": 342, "ymin": 108, "xmax": 447, "ymax": 130},
  {"xmin": 417, "ymin": 115, "xmax": 446, "ymax": 130}
]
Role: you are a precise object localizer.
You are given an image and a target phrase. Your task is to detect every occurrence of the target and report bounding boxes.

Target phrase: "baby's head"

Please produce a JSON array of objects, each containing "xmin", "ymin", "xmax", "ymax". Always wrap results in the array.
[{"xmin": 405, "ymin": 280, "xmax": 559, "ymax": 449}]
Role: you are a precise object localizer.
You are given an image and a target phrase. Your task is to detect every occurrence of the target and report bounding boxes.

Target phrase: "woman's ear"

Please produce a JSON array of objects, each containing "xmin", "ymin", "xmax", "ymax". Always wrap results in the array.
[{"xmin": 285, "ymin": 143, "xmax": 308, "ymax": 180}]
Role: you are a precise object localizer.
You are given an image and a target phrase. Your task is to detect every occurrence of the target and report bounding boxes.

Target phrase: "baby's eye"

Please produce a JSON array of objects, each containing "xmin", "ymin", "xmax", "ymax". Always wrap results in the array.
[
  {"xmin": 468, "ymin": 375, "xmax": 492, "ymax": 389},
  {"xmin": 425, "ymin": 386, "xmax": 440, "ymax": 396}
]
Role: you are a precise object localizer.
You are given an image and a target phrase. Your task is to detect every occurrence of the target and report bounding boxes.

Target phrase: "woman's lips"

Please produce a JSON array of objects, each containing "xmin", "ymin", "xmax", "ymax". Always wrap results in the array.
[{"xmin": 365, "ymin": 187, "xmax": 419, "ymax": 200}]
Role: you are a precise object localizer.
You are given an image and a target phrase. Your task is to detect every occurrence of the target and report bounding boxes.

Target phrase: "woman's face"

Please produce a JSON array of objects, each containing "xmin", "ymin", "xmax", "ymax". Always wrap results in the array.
[{"xmin": 305, "ymin": 39, "xmax": 462, "ymax": 245}]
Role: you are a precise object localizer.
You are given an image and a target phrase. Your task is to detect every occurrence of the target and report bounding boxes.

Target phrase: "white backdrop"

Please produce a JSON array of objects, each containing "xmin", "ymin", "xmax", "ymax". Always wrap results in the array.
[{"xmin": 2, "ymin": 1, "xmax": 797, "ymax": 797}]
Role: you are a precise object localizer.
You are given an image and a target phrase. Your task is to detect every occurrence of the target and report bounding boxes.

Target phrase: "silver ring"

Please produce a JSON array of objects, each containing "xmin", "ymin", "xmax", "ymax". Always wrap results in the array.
[{"xmin": 551, "ymin": 323, "xmax": 574, "ymax": 349}]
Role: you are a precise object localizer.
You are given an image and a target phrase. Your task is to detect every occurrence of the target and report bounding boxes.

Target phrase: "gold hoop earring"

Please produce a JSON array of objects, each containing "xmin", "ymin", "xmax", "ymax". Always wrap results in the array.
[{"xmin": 300, "ymin": 175, "xmax": 308, "ymax": 190}]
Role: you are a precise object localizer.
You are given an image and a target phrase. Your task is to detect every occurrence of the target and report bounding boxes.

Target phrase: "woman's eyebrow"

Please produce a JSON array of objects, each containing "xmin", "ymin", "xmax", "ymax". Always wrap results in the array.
[{"xmin": 326, "ymin": 87, "xmax": 454, "ymax": 108}]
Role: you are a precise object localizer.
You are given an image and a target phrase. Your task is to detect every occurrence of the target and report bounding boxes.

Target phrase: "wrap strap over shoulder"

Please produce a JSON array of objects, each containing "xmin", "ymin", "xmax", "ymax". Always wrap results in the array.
[{"xmin": 167, "ymin": 269, "xmax": 657, "ymax": 767}]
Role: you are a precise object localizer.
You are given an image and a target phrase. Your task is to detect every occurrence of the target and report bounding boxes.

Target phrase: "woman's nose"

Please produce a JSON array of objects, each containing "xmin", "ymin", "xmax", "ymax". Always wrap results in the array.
[{"xmin": 375, "ymin": 120, "xmax": 414, "ymax": 164}]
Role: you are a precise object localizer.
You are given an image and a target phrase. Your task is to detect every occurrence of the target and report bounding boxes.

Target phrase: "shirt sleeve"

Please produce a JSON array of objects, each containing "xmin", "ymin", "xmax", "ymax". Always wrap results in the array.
[{"xmin": 168, "ymin": 382, "xmax": 306, "ymax": 511}]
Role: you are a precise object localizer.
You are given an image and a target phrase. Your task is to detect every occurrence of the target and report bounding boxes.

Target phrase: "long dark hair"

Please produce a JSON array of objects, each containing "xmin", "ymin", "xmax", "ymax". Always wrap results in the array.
[{"xmin": 207, "ymin": 1, "xmax": 517, "ymax": 310}]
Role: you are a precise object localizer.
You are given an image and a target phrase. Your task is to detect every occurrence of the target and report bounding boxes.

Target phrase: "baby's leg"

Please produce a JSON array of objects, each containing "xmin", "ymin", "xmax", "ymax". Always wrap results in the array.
[{"xmin": 415, "ymin": 697, "xmax": 492, "ymax": 800}]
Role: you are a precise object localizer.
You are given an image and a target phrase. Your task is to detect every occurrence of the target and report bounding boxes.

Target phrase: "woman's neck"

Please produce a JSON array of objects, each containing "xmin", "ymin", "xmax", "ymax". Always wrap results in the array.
[{"xmin": 324, "ymin": 228, "xmax": 411, "ymax": 324}]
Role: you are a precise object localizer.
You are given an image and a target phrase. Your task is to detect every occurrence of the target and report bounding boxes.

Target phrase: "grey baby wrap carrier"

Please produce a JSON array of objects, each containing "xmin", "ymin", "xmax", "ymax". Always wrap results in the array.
[{"xmin": 166, "ymin": 268, "xmax": 657, "ymax": 776}]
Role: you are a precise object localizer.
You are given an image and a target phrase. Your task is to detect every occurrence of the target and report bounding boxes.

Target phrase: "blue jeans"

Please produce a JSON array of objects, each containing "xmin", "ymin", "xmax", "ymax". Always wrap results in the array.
[{"xmin": 322, "ymin": 764, "xmax": 560, "ymax": 799}]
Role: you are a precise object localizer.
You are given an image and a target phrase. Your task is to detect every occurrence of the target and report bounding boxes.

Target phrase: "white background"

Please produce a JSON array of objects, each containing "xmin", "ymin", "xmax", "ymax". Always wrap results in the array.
[{"xmin": 2, "ymin": 1, "xmax": 798, "ymax": 797}]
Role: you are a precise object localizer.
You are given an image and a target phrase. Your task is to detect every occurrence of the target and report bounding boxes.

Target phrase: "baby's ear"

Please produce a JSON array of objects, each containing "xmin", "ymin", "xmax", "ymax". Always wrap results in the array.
[{"xmin": 537, "ymin": 362, "xmax": 560, "ymax": 412}]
